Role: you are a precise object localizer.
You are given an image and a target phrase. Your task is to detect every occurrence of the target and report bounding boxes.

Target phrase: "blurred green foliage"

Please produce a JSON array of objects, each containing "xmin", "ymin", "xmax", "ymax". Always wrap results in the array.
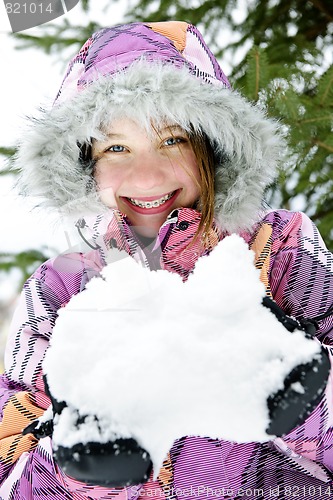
[{"xmin": 0, "ymin": 249, "xmax": 49, "ymax": 288}]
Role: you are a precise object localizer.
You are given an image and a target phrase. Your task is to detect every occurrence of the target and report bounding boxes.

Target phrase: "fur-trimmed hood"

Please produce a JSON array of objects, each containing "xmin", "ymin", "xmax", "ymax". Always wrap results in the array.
[{"xmin": 15, "ymin": 21, "xmax": 283, "ymax": 233}]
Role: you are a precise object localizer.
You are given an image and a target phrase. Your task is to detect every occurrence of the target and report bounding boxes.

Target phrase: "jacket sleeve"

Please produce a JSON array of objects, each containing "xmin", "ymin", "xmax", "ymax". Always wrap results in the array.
[
  {"xmin": 0, "ymin": 253, "xmax": 105, "ymax": 498},
  {"xmin": 268, "ymin": 210, "xmax": 333, "ymax": 476},
  {"xmin": 269, "ymin": 210, "xmax": 333, "ymax": 340}
]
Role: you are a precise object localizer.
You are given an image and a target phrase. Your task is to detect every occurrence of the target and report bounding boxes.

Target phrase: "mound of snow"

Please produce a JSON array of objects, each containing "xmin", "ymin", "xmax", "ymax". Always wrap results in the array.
[{"xmin": 43, "ymin": 235, "xmax": 320, "ymax": 475}]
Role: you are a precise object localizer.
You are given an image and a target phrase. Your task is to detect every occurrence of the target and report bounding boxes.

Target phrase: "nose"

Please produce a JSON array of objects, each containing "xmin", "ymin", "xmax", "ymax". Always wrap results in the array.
[{"xmin": 129, "ymin": 151, "xmax": 169, "ymax": 192}]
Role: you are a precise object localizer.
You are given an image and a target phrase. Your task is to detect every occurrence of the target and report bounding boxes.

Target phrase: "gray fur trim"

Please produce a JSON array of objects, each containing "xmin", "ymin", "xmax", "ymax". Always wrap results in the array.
[{"xmin": 15, "ymin": 60, "xmax": 284, "ymax": 233}]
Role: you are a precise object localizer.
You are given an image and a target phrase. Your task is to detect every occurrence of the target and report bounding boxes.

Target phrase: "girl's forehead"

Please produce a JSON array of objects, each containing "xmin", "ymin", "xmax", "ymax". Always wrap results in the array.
[{"xmin": 101, "ymin": 117, "xmax": 188, "ymax": 136}]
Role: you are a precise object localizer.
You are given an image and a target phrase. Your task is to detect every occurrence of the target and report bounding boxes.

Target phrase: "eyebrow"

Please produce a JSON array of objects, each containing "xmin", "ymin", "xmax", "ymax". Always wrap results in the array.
[
  {"xmin": 156, "ymin": 125, "xmax": 184, "ymax": 133},
  {"xmin": 105, "ymin": 133, "xmax": 127, "ymax": 139}
]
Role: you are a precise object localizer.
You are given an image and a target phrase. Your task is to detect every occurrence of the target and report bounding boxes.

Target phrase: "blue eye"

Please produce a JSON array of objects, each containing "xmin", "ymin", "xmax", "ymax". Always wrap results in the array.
[
  {"xmin": 164, "ymin": 137, "xmax": 184, "ymax": 147},
  {"xmin": 107, "ymin": 145, "xmax": 126, "ymax": 152}
]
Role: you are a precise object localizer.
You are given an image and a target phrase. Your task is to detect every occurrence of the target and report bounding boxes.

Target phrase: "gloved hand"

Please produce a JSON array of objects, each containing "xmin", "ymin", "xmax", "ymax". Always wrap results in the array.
[
  {"xmin": 54, "ymin": 435, "xmax": 152, "ymax": 487},
  {"xmin": 263, "ymin": 297, "xmax": 330, "ymax": 436},
  {"xmin": 23, "ymin": 377, "xmax": 152, "ymax": 487}
]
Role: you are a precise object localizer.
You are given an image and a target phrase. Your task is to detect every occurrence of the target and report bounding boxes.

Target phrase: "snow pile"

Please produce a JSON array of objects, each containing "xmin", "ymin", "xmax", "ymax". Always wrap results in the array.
[{"xmin": 43, "ymin": 234, "xmax": 320, "ymax": 475}]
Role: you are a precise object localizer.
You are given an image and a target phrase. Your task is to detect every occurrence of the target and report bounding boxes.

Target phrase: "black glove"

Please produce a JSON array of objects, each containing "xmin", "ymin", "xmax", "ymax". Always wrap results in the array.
[
  {"xmin": 263, "ymin": 297, "xmax": 330, "ymax": 436},
  {"xmin": 54, "ymin": 434, "xmax": 152, "ymax": 487},
  {"xmin": 23, "ymin": 377, "xmax": 152, "ymax": 487}
]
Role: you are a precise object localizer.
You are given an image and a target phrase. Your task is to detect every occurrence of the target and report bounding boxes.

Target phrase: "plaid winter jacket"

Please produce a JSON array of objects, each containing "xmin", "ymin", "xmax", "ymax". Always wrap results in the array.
[{"xmin": 0, "ymin": 207, "xmax": 332, "ymax": 500}]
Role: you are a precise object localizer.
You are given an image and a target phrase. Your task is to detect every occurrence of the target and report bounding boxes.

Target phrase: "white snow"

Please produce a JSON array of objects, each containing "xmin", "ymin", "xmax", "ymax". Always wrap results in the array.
[{"xmin": 43, "ymin": 234, "xmax": 321, "ymax": 476}]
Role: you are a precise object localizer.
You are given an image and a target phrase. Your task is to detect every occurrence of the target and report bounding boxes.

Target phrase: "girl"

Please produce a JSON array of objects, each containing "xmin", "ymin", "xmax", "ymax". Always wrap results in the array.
[{"xmin": 1, "ymin": 21, "xmax": 333, "ymax": 500}]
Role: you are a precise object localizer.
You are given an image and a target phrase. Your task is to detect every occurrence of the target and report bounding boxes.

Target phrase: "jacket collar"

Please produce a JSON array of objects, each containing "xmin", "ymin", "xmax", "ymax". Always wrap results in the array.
[{"xmin": 77, "ymin": 208, "xmax": 224, "ymax": 280}]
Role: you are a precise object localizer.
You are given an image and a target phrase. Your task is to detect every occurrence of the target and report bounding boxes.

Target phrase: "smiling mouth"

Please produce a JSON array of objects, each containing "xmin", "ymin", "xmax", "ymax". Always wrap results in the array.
[{"xmin": 127, "ymin": 191, "xmax": 176, "ymax": 209}]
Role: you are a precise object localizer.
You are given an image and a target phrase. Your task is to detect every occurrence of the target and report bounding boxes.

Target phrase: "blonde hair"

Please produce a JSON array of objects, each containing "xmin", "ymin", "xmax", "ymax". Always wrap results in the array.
[
  {"xmin": 187, "ymin": 128, "xmax": 216, "ymax": 240},
  {"xmin": 150, "ymin": 123, "xmax": 216, "ymax": 241}
]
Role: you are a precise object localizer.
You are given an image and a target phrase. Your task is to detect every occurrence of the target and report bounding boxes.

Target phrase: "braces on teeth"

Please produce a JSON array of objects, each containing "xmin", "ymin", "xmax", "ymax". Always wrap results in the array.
[{"xmin": 129, "ymin": 191, "xmax": 174, "ymax": 209}]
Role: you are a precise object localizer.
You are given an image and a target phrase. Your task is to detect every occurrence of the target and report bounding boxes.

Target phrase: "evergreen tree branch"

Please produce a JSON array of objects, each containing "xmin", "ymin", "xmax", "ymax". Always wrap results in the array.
[
  {"xmin": 320, "ymin": 75, "xmax": 333, "ymax": 107},
  {"xmin": 299, "ymin": 115, "xmax": 333, "ymax": 124},
  {"xmin": 254, "ymin": 50, "xmax": 260, "ymax": 101},
  {"xmin": 0, "ymin": 147, "xmax": 16, "ymax": 157},
  {"xmin": 312, "ymin": 206, "xmax": 333, "ymax": 222},
  {"xmin": 313, "ymin": 140, "xmax": 333, "ymax": 153},
  {"xmin": 307, "ymin": 0, "xmax": 333, "ymax": 21}
]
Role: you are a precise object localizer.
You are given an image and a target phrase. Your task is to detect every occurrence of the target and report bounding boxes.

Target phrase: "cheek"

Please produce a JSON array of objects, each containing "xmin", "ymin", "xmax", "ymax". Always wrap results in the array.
[
  {"xmin": 174, "ymin": 154, "xmax": 201, "ymax": 193},
  {"xmin": 94, "ymin": 166, "xmax": 119, "ymax": 208},
  {"xmin": 98, "ymin": 187, "xmax": 118, "ymax": 208}
]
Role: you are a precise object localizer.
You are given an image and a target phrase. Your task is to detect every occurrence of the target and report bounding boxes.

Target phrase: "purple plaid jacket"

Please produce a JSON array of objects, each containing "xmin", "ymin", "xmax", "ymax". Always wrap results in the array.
[{"xmin": 0, "ymin": 208, "xmax": 333, "ymax": 500}]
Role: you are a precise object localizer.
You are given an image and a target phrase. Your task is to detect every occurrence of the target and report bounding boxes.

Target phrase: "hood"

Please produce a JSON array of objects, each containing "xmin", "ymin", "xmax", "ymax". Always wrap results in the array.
[{"xmin": 15, "ymin": 21, "xmax": 283, "ymax": 233}]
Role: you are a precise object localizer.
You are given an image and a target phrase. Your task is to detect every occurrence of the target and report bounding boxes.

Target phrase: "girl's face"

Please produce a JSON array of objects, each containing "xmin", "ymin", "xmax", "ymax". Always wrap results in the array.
[{"xmin": 92, "ymin": 118, "xmax": 201, "ymax": 237}]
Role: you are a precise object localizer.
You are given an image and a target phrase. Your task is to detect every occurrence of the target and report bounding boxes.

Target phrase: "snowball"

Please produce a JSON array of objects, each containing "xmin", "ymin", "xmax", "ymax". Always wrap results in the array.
[{"xmin": 43, "ymin": 234, "xmax": 320, "ymax": 476}]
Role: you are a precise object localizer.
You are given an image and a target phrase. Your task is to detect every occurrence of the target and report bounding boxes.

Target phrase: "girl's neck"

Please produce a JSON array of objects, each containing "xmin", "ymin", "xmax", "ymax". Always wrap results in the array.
[{"xmin": 133, "ymin": 230, "xmax": 156, "ymax": 249}]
